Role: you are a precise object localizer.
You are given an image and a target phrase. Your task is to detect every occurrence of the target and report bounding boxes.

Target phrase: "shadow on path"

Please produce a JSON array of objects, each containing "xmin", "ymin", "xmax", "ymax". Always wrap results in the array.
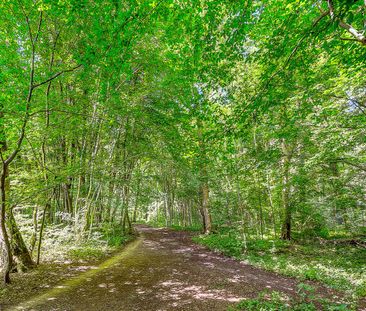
[{"xmin": 9, "ymin": 225, "xmax": 340, "ymax": 311}]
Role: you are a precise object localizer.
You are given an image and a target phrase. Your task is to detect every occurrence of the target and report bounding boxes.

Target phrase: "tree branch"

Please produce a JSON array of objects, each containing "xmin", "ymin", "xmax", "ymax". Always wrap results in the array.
[
  {"xmin": 332, "ymin": 158, "xmax": 366, "ymax": 172},
  {"xmin": 32, "ymin": 64, "xmax": 82, "ymax": 90},
  {"xmin": 325, "ymin": 0, "xmax": 366, "ymax": 45}
]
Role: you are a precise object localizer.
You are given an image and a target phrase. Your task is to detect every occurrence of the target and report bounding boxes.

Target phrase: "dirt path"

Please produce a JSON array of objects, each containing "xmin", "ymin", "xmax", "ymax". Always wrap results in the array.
[{"xmin": 10, "ymin": 225, "xmax": 341, "ymax": 311}]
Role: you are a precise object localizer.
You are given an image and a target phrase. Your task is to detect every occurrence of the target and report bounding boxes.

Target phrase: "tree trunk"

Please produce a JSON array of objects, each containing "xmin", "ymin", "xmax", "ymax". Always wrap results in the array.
[
  {"xmin": 1, "ymin": 157, "xmax": 34, "ymax": 272},
  {"xmin": 0, "ymin": 163, "xmax": 12, "ymax": 284},
  {"xmin": 6, "ymin": 208, "xmax": 35, "ymax": 271},
  {"xmin": 266, "ymin": 173, "xmax": 277, "ymax": 238},
  {"xmin": 197, "ymin": 119, "xmax": 212, "ymax": 234},
  {"xmin": 29, "ymin": 205, "xmax": 38, "ymax": 254},
  {"xmin": 132, "ymin": 177, "xmax": 140, "ymax": 223},
  {"xmin": 280, "ymin": 140, "xmax": 292, "ymax": 240},
  {"xmin": 37, "ymin": 200, "xmax": 50, "ymax": 265},
  {"xmin": 122, "ymin": 185, "xmax": 132, "ymax": 234},
  {"xmin": 200, "ymin": 182, "xmax": 211, "ymax": 234}
]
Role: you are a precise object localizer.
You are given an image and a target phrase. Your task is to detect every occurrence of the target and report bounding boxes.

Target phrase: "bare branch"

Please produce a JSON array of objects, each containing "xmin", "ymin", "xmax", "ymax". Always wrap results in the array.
[
  {"xmin": 338, "ymin": 20, "xmax": 366, "ymax": 45},
  {"xmin": 32, "ymin": 64, "xmax": 83, "ymax": 89},
  {"xmin": 34, "ymin": 11, "xmax": 43, "ymax": 43}
]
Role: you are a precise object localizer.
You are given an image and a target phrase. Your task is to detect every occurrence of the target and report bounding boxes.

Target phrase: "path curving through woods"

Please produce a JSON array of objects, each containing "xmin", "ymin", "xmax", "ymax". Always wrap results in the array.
[{"xmin": 10, "ymin": 225, "xmax": 341, "ymax": 311}]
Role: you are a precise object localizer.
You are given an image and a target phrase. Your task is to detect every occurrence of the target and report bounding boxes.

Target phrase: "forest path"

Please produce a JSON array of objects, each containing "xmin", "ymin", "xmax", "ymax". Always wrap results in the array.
[{"xmin": 11, "ymin": 225, "xmax": 339, "ymax": 311}]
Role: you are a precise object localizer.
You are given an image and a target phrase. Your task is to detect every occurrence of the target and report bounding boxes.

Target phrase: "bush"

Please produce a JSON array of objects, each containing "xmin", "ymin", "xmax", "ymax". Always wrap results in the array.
[{"xmin": 100, "ymin": 223, "xmax": 132, "ymax": 246}]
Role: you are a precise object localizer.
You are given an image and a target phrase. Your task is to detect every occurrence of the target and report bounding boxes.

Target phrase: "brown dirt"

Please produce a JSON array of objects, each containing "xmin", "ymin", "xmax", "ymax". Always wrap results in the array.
[{"xmin": 6, "ymin": 225, "xmax": 351, "ymax": 311}]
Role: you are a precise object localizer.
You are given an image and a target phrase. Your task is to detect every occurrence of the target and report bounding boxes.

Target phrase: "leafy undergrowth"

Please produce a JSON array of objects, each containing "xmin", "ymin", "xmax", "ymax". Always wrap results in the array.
[
  {"xmin": 0, "ymin": 223, "xmax": 135, "ymax": 308},
  {"xmin": 170, "ymin": 224, "xmax": 202, "ymax": 232},
  {"xmin": 229, "ymin": 284, "xmax": 353, "ymax": 311},
  {"xmin": 193, "ymin": 229, "xmax": 366, "ymax": 304}
]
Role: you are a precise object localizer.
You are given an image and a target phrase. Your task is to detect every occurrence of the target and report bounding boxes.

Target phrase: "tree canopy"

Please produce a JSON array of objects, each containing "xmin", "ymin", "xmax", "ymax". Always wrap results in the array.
[{"xmin": 0, "ymin": 0, "xmax": 365, "ymax": 287}]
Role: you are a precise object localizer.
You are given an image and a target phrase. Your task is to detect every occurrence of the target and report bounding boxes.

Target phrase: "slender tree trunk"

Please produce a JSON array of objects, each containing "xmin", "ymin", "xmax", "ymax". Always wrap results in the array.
[
  {"xmin": 120, "ymin": 117, "xmax": 134, "ymax": 234},
  {"xmin": 36, "ymin": 200, "xmax": 50, "ymax": 265},
  {"xmin": 197, "ymin": 120, "xmax": 212, "ymax": 234},
  {"xmin": 132, "ymin": 177, "xmax": 140, "ymax": 223},
  {"xmin": 0, "ymin": 163, "xmax": 12, "ymax": 283},
  {"xmin": 121, "ymin": 184, "xmax": 132, "ymax": 234},
  {"xmin": 236, "ymin": 178, "xmax": 248, "ymax": 251},
  {"xmin": 88, "ymin": 185, "xmax": 102, "ymax": 238},
  {"xmin": 258, "ymin": 192, "xmax": 264, "ymax": 239},
  {"xmin": 280, "ymin": 140, "xmax": 292, "ymax": 240},
  {"xmin": 266, "ymin": 173, "xmax": 277, "ymax": 238},
  {"xmin": 29, "ymin": 206, "xmax": 38, "ymax": 254}
]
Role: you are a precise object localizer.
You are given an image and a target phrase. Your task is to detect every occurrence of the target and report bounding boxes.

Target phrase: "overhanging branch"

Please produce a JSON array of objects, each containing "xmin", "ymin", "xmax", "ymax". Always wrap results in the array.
[{"xmin": 32, "ymin": 64, "xmax": 83, "ymax": 90}]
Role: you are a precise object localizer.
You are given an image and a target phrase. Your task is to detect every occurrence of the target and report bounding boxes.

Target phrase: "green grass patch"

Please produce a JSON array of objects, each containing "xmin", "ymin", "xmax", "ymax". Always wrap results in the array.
[
  {"xmin": 194, "ymin": 231, "xmax": 366, "ymax": 299},
  {"xmin": 67, "ymin": 246, "xmax": 106, "ymax": 261},
  {"xmin": 170, "ymin": 224, "xmax": 202, "ymax": 232},
  {"xmin": 229, "ymin": 284, "xmax": 354, "ymax": 310},
  {"xmin": 105, "ymin": 234, "xmax": 133, "ymax": 247},
  {"xmin": 66, "ymin": 224, "xmax": 135, "ymax": 262},
  {"xmin": 192, "ymin": 231, "xmax": 243, "ymax": 257}
]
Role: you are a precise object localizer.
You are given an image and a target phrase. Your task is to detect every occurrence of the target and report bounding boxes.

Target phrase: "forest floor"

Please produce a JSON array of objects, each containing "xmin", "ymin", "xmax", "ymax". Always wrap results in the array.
[
  {"xmin": 192, "ymin": 227, "xmax": 366, "ymax": 299},
  {"xmin": 2, "ymin": 225, "xmax": 364, "ymax": 311}
]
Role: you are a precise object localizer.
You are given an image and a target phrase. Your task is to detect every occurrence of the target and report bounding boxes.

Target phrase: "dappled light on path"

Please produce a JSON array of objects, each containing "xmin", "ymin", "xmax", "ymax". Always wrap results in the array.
[{"xmin": 9, "ymin": 225, "xmax": 340, "ymax": 311}]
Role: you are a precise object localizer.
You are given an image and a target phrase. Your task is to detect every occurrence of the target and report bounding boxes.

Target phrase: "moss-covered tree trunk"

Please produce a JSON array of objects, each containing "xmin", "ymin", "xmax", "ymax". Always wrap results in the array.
[{"xmin": 6, "ymin": 209, "xmax": 35, "ymax": 271}]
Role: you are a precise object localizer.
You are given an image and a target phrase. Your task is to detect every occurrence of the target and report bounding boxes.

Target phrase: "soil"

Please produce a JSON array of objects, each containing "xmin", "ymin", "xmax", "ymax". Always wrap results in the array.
[{"xmin": 4, "ymin": 225, "xmax": 358, "ymax": 311}]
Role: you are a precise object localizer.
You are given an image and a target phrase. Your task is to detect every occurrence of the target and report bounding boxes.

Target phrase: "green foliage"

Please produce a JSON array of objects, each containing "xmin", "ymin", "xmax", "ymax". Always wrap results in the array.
[
  {"xmin": 194, "ymin": 230, "xmax": 366, "ymax": 298},
  {"xmin": 67, "ymin": 247, "xmax": 106, "ymax": 262},
  {"xmin": 303, "ymin": 267, "xmax": 320, "ymax": 281},
  {"xmin": 170, "ymin": 224, "xmax": 202, "ymax": 232},
  {"xmin": 192, "ymin": 231, "xmax": 243, "ymax": 257},
  {"xmin": 0, "ymin": 0, "xmax": 365, "ymax": 293},
  {"xmin": 246, "ymin": 239, "xmax": 291, "ymax": 252},
  {"xmin": 100, "ymin": 223, "xmax": 134, "ymax": 247},
  {"xmin": 229, "ymin": 285, "xmax": 352, "ymax": 311}
]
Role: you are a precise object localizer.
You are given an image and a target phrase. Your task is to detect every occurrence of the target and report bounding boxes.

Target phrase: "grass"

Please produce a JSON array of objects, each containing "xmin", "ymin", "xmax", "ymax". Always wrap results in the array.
[
  {"xmin": 192, "ymin": 229, "xmax": 366, "ymax": 301},
  {"xmin": 170, "ymin": 224, "xmax": 202, "ymax": 232},
  {"xmin": 67, "ymin": 246, "xmax": 108, "ymax": 261},
  {"xmin": 67, "ymin": 229, "xmax": 135, "ymax": 261},
  {"xmin": 228, "ymin": 285, "xmax": 353, "ymax": 310}
]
